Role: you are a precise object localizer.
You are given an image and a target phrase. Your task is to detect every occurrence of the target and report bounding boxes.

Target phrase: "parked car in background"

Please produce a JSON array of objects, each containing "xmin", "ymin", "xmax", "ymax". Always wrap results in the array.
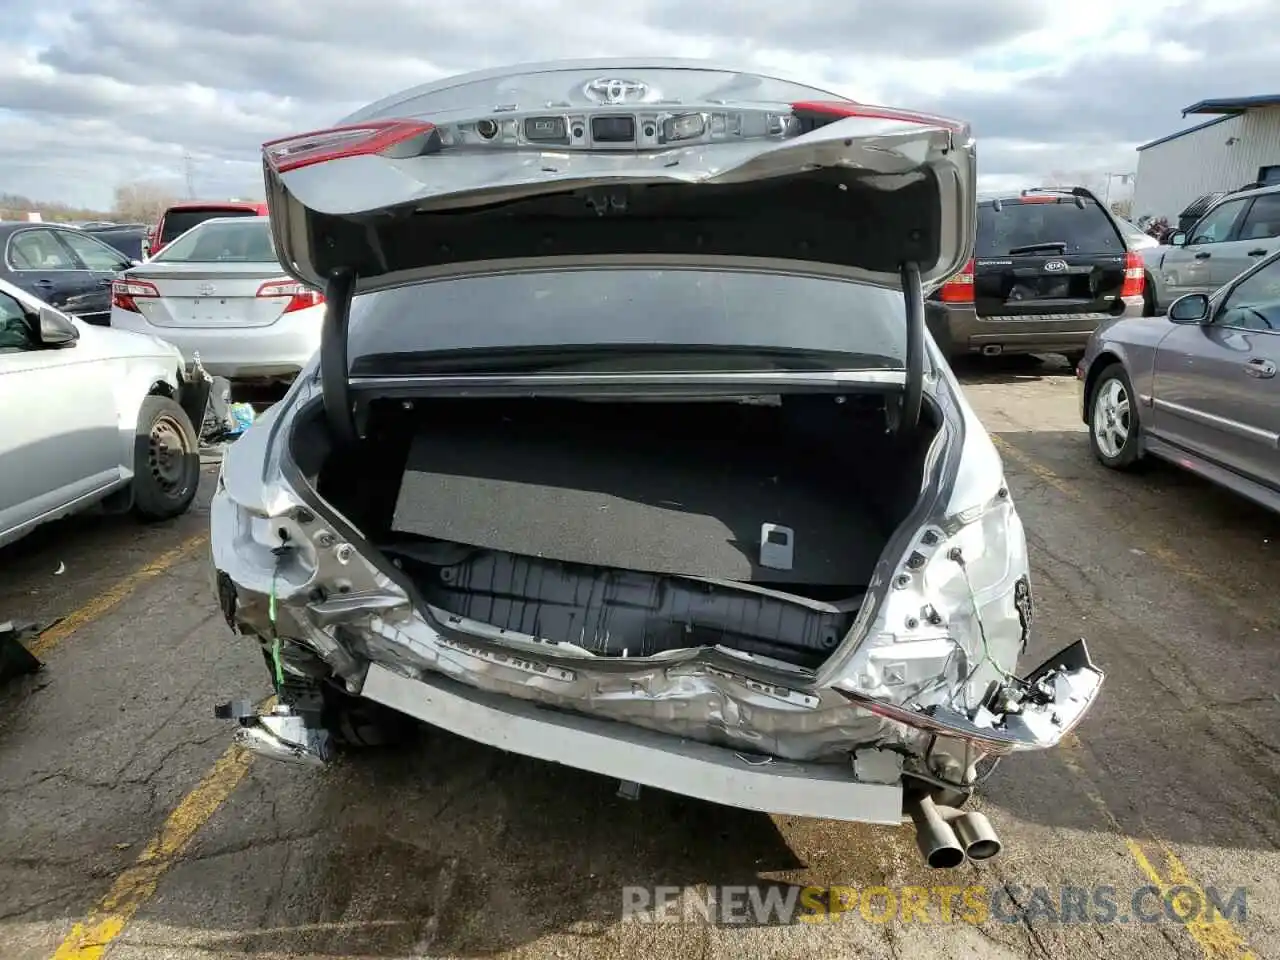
[
  {"xmin": 111, "ymin": 216, "xmax": 323, "ymax": 385},
  {"xmin": 1080, "ymin": 248, "xmax": 1280, "ymax": 515},
  {"xmin": 1141, "ymin": 183, "xmax": 1280, "ymax": 316},
  {"xmin": 210, "ymin": 60, "xmax": 1104, "ymax": 869},
  {"xmin": 0, "ymin": 276, "xmax": 202, "ymax": 549},
  {"xmin": 82, "ymin": 223, "xmax": 148, "ymax": 262},
  {"xmin": 0, "ymin": 220, "xmax": 138, "ymax": 325},
  {"xmin": 926, "ymin": 186, "xmax": 1144, "ymax": 366},
  {"xmin": 1116, "ymin": 217, "xmax": 1160, "ymax": 250},
  {"xmin": 143, "ymin": 200, "xmax": 270, "ymax": 258}
]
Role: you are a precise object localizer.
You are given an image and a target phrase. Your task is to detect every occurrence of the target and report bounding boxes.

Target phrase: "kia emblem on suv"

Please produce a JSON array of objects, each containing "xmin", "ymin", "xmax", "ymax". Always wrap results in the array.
[
  {"xmin": 1043, "ymin": 259, "xmax": 1068, "ymax": 272},
  {"xmin": 197, "ymin": 283, "xmax": 216, "ymax": 296}
]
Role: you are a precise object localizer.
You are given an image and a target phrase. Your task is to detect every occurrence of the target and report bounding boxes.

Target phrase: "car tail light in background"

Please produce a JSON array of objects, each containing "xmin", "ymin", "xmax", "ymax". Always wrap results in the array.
[
  {"xmin": 256, "ymin": 279, "xmax": 325, "ymax": 314},
  {"xmin": 1120, "ymin": 251, "xmax": 1145, "ymax": 298},
  {"xmin": 262, "ymin": 120, "xmax": 440, "ymax": 173},
  {"xmin": 938, "ymin": 259, "xmax": 975, "ymax": 304},
  {"xmin": 111, "ymin": 278, "xmax": 159, "ymax": 313}
]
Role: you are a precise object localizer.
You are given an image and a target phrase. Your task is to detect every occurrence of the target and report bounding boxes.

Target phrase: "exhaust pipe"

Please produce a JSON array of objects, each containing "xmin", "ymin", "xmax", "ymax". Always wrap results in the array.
[
  {"xmin": 906, "ymin": 794, "xmax": 966, "ymax": 869},
  {"xmin": 954, "ymin": 811, "xmax": 1002, "ymax": 861},
  {"xmin": 981, "ymin": 344, "xmax": 1003, "ymax": 356}
]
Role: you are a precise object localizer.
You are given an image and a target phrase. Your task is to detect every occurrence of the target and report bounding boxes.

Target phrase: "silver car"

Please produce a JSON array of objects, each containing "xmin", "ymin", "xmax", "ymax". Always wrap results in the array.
[
  {"xmin": 110, "ymin": 216, "xmax": 324, "ymax": 384},
  {"xmin": 208, "ymin": 60, "xmax": 1103, "ymax": 868},
  {"xmin": 1081, "ymin": 249, "xmax": 1280, "ymax": 513},
  {"xmin": 0, "ymin": 277, "xmax": 201, "ymax": 549},
  {"xmin": 1141, "ymin": 183, "xmax": 1280, "ymax": 315}
]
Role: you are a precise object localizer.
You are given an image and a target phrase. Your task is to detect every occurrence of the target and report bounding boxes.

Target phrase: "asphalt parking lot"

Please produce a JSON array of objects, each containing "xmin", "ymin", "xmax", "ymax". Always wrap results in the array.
[{"xmin": 1, "ymin": 356, "xmax": 1277, "ymax": 960}]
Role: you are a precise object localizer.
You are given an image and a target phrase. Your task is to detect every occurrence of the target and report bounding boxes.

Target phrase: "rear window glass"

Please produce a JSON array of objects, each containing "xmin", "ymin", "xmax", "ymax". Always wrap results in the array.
[
  {"xmin": 976, "ymin": 199, "xmax": 1124, "ymax": 256},
  {"xmin": 347, "ymin": 269, "xmax": 909, "ymax": 374},
  {"xmin": 159, "ymin": 208, "xmax": 260, "ymax": 245},
  {"xmin": 151, "ymin": 219, "xmax": 277, "ymax": 263}
]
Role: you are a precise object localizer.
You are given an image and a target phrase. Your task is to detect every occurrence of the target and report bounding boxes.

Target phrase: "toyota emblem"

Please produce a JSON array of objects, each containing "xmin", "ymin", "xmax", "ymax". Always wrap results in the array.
[
  {"xmin": 1043, "ymin": 260, "xmax": 1068, "ymax": 272},
  {"xmin": 197, "ymin": 282, "xmax": 216, "ymax": 296},
  {"xmin": 583, "ymin": 77, "xmax": 651, "ymax": 104}
]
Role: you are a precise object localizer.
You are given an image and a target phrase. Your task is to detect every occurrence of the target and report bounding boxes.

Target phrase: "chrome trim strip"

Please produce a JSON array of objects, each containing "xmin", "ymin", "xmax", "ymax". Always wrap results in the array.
[{"xmin": 1153, "ymin": 397, "xmax": 1280, "ymax": 447}]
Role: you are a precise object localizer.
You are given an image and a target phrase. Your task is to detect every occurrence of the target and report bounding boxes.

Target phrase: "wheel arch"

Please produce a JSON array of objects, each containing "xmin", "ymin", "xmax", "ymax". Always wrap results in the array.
[{"xmin": 1082, "ymin": 352, "xmax": 1125, "ymax": 424}]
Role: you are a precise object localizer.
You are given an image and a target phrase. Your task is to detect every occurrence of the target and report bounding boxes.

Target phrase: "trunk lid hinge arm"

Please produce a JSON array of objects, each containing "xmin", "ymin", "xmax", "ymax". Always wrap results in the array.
[
  {"xmin": 321, "ymin": 268, "xmax": 358, "ymax": 446},
  {"xmin": 899, "ymin": 261, "xmax": 925, "ymax": 435}
]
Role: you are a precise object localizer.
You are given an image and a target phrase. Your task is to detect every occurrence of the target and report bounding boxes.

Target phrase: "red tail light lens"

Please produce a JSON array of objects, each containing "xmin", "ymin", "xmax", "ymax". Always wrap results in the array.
[
  {"xmin": 1121, "ymin": 251, "xmax": 1145, "ymax": 298},
  {"xmin": 790, "ymin": 101, "xmax": 964, "ymax": 130},
  {"xmin": 939, "ymin": 259, "xmax": 975, "ymax": 304},
  {"xmin": 262, "ymin": 120, "xmax": 439, "ymax": 173},
  {"xmin": 256, "ymin": 279, "xmax": 325, "ymax": 314},
  {"xmin": 111, "ymin": 278, "xmax": 159, "ymax": 313}
]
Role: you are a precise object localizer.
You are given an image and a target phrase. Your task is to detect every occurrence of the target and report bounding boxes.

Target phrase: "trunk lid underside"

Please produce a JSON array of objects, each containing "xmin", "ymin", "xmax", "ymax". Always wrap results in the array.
[{"xmin": 263, "ymin": 103, "xmax": 975, "ymax": 297}]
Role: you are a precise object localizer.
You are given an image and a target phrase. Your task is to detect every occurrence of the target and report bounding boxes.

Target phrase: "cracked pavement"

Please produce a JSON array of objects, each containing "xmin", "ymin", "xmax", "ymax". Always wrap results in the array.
[{"xmin": 0, "ymin": 355, "xmax": 1277, "ymax": 959}]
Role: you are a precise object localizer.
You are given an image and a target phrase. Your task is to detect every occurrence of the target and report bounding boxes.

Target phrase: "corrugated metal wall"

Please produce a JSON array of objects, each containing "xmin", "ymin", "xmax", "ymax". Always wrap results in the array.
[{"xmin": 1133, "ymin": 107, "xmax": 1280, "ymax": 221}]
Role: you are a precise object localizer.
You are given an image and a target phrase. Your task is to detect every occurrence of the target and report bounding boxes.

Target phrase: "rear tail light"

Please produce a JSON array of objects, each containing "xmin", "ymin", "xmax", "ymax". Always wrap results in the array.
[
  {"xmin": 939, "ymin": 259, "xmax": 975, "ymax": 304},
  {"xmin": 790, "ymin": 101, "xmax": 964, "ymax": 131},
  {"xmin": 256, "ymin": 279, "xmax": 325, "ymax": 314},
  {"xmin": 111, "ymin": 278, "xmax": 159, "ymax": 313},
  {"xmin": 1121, "ymin": 251, "xmax": 1145, "ymax": 298},
  {"xmin": 263, "ymin": 120, "xmax": 440, "ymax": 173}
]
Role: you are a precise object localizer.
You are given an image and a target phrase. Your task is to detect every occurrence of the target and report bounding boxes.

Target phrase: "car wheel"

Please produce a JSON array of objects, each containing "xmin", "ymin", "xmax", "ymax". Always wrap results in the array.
[
  {"xmin": 1088, "ymin": 364, "xmax": 1142, "ymax": 470},
  {"xmin": 322, "ymin": 682, "xmax": 415, "ymax": 748},
  {"xmin": 132, "ymin": 395, "xmax": 200, "ymax": 521}
]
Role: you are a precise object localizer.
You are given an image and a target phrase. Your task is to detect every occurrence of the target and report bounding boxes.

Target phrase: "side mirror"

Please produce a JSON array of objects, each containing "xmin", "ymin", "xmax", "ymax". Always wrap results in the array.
[
  {"xmin": 34, "ymin": 306, "xmax": 81, "ymax": 346},
  {"xmin": 1168, "ymin": 293, "xmax": 1211, "ymax": 324},
  {"xmin": 1169, "ymin": 232, "xmax": 1188, "ymax": 247}
]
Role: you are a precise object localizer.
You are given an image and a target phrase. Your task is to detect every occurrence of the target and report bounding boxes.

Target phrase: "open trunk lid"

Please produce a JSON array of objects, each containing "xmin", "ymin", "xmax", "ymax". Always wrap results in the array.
[{"xmin": 260, "ymin": 63, "xmax": 975, "ymax": 296}]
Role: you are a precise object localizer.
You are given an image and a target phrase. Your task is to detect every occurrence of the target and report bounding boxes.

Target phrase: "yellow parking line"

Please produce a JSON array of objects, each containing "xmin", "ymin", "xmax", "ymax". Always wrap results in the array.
[
  {"xmin": 992, "ymin": 434, "xmax": 1257, "ymax": 957},
  {"xmin": 27, "ymin": 534, "xmax": 208, "ymax": 658},
  {"xmin": 1059, "ymin": 738, "xmax": 1256, "ymax": 959},
  {"xmin": 50, "ymin": 697, "xmax": 274, "ymax": 960}
]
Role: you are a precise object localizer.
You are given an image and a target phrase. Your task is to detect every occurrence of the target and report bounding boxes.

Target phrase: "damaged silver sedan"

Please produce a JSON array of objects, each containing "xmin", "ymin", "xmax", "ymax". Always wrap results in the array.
[{"xmin": 210, "ymin": 60, "xmax": 1104, "ymax": 869}]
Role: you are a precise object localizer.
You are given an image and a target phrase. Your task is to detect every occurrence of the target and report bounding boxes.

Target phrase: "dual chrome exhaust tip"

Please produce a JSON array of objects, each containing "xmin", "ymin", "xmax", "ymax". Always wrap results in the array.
[{"xmin": 908, "ymin": 794, "xmax": 1003, "ymax": 868}]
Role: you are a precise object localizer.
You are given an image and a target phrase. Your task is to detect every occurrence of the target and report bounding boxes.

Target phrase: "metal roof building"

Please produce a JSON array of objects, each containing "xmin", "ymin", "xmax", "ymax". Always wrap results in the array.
[{"xmin": 1132, "ymin": 95, "xmax": 1280, "ymax": 223}]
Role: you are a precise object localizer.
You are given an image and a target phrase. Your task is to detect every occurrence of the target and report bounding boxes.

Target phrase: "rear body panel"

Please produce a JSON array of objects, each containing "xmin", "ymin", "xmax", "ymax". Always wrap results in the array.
[{"xmin": 124, "ymin": 263, "xmax": 293, "ymax": 329}]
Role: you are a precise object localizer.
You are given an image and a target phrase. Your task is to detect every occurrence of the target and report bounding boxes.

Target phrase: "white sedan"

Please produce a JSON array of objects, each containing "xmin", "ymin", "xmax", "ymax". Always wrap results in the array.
[
  {"xmin": 0, "ymin": 277, "xmax": 202, "ymax": 549},
  {"xmin": 109, "ymin": 216, "xmax": 323, "ymax": 385}
]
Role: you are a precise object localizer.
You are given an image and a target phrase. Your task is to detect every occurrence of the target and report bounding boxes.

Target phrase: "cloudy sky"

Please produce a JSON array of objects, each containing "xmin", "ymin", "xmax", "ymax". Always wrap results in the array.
[{"xmin": 2, "ymin": 0, "xmax": 1276, "ymax": 211}]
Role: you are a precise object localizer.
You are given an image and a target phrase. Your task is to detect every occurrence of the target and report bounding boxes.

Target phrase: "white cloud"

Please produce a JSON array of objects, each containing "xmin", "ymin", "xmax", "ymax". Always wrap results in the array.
[{"xmin": 0, "ymin": 0, "xmax": 1275, "ymax": 210}]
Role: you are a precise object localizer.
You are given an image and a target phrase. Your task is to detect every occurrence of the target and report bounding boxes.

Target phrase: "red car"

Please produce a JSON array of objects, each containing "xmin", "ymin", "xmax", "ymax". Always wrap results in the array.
[{"xmin": 143, "ymin": 200, "xmax": 269, "ymax": 258}]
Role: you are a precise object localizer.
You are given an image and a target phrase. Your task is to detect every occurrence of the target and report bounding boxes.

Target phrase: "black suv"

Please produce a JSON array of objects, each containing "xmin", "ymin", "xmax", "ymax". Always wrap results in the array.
[{"xmin": 927, "ymin": 186, "xmax": 1146, "ymax": 364}]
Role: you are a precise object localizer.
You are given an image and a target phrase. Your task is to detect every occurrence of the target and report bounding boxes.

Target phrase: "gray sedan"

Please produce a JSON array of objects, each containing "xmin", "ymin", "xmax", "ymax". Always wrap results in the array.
[{"xmin": 1079, "ymin": 249, "xmax": 1280, "ymax": 513}]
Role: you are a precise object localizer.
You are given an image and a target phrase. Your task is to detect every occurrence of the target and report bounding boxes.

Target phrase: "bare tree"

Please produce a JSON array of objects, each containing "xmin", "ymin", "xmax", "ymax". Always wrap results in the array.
[{"xmin": 113, "ymin": 181, "xmax": 179, "ymax": 222}]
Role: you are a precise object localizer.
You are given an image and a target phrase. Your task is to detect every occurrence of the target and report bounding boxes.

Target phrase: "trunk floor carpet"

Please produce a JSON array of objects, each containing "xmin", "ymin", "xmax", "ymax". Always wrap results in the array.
[{"xmin": 391, "ymin": 418, "xmax": 885, "ymax": 586}]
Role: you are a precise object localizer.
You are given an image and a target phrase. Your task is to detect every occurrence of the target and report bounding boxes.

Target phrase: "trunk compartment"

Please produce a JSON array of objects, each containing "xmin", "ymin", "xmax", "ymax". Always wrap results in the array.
[{"xmin": 309, "ymin": 392, "xmax": 939, "ymax": 669}]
